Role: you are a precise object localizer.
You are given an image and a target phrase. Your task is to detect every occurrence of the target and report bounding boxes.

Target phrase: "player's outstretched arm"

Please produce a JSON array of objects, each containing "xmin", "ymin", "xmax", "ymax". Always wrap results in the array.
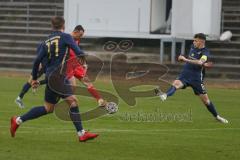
[
  {"xmin": 203, "ymin": 61, "xmax": 213, "ymax": 69},
  {"xmin": 178, "ymin": 55, "xmax": 206, "ymax": 66}
]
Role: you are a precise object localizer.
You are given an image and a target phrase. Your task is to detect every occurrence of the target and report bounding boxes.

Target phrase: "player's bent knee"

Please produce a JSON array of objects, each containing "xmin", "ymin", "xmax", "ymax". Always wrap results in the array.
[
  {"xmin": 66, "ymin": 95, "xmax": 78, "ymax": 107},
  {"xmin": 199, "ymin": 94, "xmax": 210, "ymax": 105},
  {"xmin": 45, "ymin": 106, "xmax": 54, "ymax": 113},
  {"xmin": 173, "ymin": 80, "xmax": 183, "ymax": 89},
  {"xmin": 44, "ymin": 103, "xmax": 55, "ymax": 113},
  {"xmin": 70, "ymin": 101, "xmax": 78, "ymax": 107},
  {"xmin": 203, "ymin": 99, "xmax": 211, "ymax": 105}
]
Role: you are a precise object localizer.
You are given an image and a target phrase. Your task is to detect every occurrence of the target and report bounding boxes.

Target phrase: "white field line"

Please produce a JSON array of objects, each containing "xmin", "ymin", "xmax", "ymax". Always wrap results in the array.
[{"xmin": 1, "ymin": 125, "xmax": 240, "ymax": 134}]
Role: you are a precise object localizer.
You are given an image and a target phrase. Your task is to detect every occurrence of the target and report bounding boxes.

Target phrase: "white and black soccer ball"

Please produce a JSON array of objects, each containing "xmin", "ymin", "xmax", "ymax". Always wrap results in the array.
[{"xmin": 105, "ymin": 102, "xmax": 118, "ymax": 114}]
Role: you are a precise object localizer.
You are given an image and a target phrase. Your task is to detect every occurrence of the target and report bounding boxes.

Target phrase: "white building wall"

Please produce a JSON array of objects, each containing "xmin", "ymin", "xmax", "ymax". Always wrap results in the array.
[
  {"xmin": 64, "ymin": 0, "xmax": 151, "ymax": 34},
  {"xmin": 64, "ymin": 0, "xmax": 222, "ymax": 39},
  {"xmin": 171, "ymin": 0, "xmax": 193, "ymax": 38},
  {"xmin": 172, "ymin": 0, "xmax": 222, "ymax": 39}
]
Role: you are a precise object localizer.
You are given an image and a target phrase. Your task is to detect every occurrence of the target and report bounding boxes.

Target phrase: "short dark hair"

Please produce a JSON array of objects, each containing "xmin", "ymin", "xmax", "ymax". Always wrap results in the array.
[
  {"xmin": 194, "ymin": 33, "xmax": 206, "ymax": 41},
  {"xmin": 51, "ymin": 16, "xmax": 65, "ymax": 30},
  {"xmin": 74, "ymin": 25, "xmax": 85, "ymax": 32}
]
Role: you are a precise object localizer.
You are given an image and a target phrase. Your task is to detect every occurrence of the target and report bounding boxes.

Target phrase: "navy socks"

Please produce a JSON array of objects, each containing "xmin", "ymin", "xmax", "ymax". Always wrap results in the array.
[
  {"xmin": 206, "ymin": 102, "xmax": 218, "ymax": 117},
  {"xmin": 20, "ymin": 106, "xmax": 48, "ymax": 122},
  {"xmin": 166, "ymin": 86, "xmax": 176, "ymax": 97},
  {"xmin": 19, "ymin": 82, "xmax": 31, "ymax": 99},
  {"xmin": 69, "ymin": 106, "xmax": 83, "ymax": 132},
  {"xmin": 19, "ymin": 80, "xmax": 47, "ymax": 99}
]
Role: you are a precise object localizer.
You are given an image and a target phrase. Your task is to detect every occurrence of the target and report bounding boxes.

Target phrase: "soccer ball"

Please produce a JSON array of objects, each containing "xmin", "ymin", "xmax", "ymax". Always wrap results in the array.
[{"xmin": 105, "ymin": 102, "xmax": 118, "ymax": 114}]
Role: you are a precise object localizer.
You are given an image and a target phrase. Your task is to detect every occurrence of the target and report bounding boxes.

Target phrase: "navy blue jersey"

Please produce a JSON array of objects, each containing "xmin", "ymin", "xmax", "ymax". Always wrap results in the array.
[
  {"xmin": 32, "ymin": 31, "xmax": 84, "ymax": 80},
  {"xmin": 36, "ymin": 43, "xmax": 48, "ymax": 73},
  {"xmin": 180, "ymin": 45, "xmax": 210, "ymax": 81}
]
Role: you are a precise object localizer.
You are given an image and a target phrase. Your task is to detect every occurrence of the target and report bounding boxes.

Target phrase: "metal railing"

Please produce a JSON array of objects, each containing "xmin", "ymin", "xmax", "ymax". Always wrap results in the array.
[{"xmin": 160, "ymin": 38, "xmax": 185, "ymax": 64}]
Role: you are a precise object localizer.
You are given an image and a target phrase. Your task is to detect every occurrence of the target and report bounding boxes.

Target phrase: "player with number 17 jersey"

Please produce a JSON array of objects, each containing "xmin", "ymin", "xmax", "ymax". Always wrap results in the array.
[{"xmin": 32, "ymin": 31, "xmax": 84, "ymax": 80}]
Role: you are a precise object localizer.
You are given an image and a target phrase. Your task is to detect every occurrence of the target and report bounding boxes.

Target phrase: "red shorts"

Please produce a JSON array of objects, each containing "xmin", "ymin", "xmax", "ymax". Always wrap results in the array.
[{"xmin": 66, "ymin": 58, "xmax": 86, "ymax": 79}]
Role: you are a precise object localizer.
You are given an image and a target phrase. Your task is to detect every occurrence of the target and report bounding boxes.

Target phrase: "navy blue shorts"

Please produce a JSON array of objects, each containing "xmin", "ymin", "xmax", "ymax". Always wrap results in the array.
[
  {"xmin": 44, "ymin": 77, "xmax": 73, "ymax": 104},
  {"xmin": 177, "ymin": 75, "xmax": 207, "ymax": 95}
]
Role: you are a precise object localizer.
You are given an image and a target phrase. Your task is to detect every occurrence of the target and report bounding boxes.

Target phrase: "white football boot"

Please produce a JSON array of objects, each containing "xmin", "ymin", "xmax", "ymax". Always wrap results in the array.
[
  {"xmin": 154, "ymin": 88, "xmax": 167, "ymax": 101},
  {"xmin": 216, "ymin": 115, "xmax": 229, "ymax": 124},
  {"xmin": 15, "ymin": 96, "xmax": 25, "ymax": 109}
]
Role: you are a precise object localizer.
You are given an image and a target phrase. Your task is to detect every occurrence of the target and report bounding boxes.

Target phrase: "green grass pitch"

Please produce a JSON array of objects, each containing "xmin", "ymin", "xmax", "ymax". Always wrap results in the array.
[{"xmin": 0, "ymin": 76, "xmax": 239, "ymax": 160}]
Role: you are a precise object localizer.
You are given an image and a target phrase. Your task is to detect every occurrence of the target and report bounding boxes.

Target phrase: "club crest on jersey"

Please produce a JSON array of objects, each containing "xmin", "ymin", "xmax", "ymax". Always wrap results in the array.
[{"xmin": 197, "ymin": 51, "xmax": 202, "ymax": 55}]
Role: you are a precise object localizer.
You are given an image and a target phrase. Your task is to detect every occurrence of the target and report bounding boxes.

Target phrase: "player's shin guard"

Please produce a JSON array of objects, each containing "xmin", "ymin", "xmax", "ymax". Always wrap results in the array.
[
  {"xmin": 20, "ymin": 106, "xmax": 48, "ymax": 122},
  {"xmin": 205, "ymin": 102, "xmax": 218, "ymax": 117},
  {"xmin": 69, "ymin": 106, "xmax": 83, "ymax": 132},
  {"xmin": 19, "ymin": 82, "xmax": 31, "ymax": 99},
  {"xmin": 87, "ymin": 85, "xmax": 101, "ymax": 100},
  {"xmin": 166, "ymin": 86, "xmax": 176, "ymax": 97}
]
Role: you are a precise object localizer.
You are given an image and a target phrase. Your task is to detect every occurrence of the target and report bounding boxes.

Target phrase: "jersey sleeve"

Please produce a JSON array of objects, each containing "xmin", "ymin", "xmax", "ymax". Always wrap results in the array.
[
  {"xmin": 32, "ymin": 43, "xmax": 47, "ymax": 80},
  {"xmin": 63, "ymin": 33, "xmax": 85, "ymax": 56},
  {"xmin": 200, "ymin": 49, "xmax": 210, "ymax": 62}
]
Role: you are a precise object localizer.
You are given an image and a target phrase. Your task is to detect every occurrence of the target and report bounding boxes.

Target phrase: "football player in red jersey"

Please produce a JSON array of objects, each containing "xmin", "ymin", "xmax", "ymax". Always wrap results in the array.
[{"xmin": 66, "ymin": 25, "xmax": 106, "ymax": 107}]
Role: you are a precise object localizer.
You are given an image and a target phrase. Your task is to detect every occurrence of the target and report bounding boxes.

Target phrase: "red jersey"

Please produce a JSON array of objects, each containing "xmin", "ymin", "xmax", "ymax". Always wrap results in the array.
[{"xmin": 66, "ymin": 40, "xmax": 86, "ymax": 79}]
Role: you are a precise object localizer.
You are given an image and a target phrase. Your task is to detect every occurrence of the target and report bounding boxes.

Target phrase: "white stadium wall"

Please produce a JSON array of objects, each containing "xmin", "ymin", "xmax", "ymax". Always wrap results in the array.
[
  {"xmin": 64, "ymin": 0, "xmax": 222, "ymax": 39},
  {"xmin": 64, "ymin": 0, "xmax": 152, "ymax": 36}
]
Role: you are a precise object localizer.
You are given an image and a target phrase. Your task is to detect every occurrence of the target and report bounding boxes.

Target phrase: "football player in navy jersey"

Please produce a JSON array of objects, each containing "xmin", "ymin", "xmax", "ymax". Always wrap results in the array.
[
  {"xmin": 10, "ymin": 16, "xmax": 99, "ymax": 142},
  {"xmin": 155, "ymin": 33, "xmax": 228, "ymax": 123}
]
